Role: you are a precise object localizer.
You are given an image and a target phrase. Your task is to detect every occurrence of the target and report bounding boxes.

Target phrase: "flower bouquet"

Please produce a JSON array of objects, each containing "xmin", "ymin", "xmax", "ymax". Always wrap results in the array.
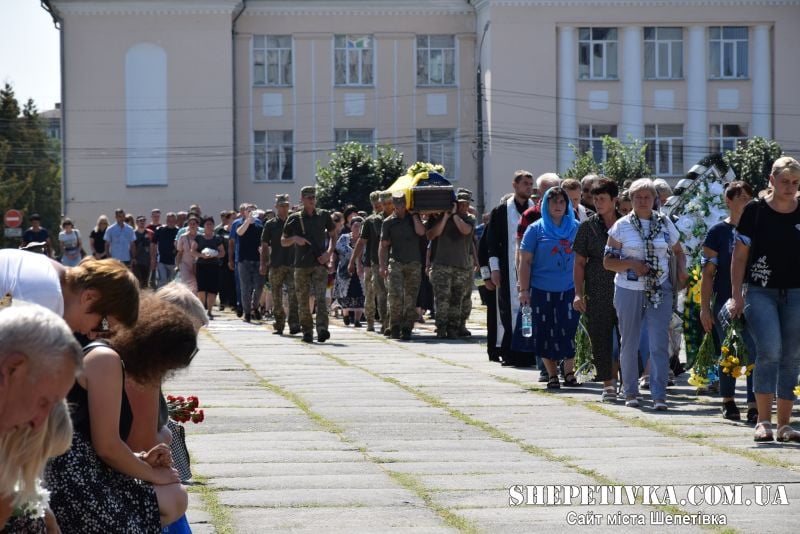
[
  {"xmin": 10, "ymin": 480, "xmax": 50, "ymax": 520},
  {"xmin": 688, "ymin": 331, "xmax": 718, "ymax": 389},
  {"xmin": 573, "ymin": 315, "xmax": 596, "ymax": 383},
  {"xmin": 718, "ymin": 318, "xmax": 754, "ymax": 379},
  {"xmin": 166, "ymin": 395, "xmax": 204, "ymax": 424}
]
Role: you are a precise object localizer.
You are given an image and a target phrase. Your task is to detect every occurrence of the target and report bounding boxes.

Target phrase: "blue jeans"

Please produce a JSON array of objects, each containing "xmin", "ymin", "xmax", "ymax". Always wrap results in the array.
[
  {"xmin": 237, "ymin": 260, "xmax": 264, "ymax": 315},
  {"xmin": 614, "ymin": 282, "xmax": 674, "ymax": 401},
  {"xmin": 713, "ymin": 300, "xmax": 755, "ymax": 402},
  {"xmin": 744, "ymin": 286, "xmax": 800, "ymax": 400}
]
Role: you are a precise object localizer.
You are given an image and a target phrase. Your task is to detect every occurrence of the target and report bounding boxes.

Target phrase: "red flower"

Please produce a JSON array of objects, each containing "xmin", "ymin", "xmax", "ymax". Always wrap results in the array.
[{"xmin": 191, "ymin": 410, "xmax": 205, "ymax": 424}]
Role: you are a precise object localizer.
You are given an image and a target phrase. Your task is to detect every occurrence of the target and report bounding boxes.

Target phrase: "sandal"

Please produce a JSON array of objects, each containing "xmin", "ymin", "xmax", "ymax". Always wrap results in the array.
[
  {"xmin": 546, "ymin": 376, "xmax": 561, "ymax": 390},
  {"xmin": 776, "ymin": 425, "xmax": 800, "ymax": 443},
  {"xmin": 754, "ymin": 422, "xmax": 774, "ymax": 442},
  {"xmin": 601, "ymin": 386, "xmax": 617, "ymax": 403},
  {"xmin": 562, "ymin": 373, "xmax": 580, "ymax": 388}
]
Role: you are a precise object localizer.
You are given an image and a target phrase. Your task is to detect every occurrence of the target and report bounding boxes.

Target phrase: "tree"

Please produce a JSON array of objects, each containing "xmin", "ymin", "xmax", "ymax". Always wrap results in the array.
[
  {"xmin": 0, "ymin": 84, "xmax": 62, "ymax": 248},
  {"xmin": 375, "ymin": 144, "xmax": 406, "ymax": 189},
  {"xmin": 724, "ymin": 136, "xmax": 783, "ymax": 194},
  {"xmin": 601, "ymin": 135, "xmax": 651, "ymax": 187},
  {"xmin": 562, "ymin": 145, "xmax": 600, "ymax": 181},
  {"xmin": 316, "ymin": 142, "xmax": 379, "ymax": 213}
]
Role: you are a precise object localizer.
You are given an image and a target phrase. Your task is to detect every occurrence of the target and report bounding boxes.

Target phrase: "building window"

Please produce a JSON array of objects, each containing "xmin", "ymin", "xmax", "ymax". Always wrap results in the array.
[
  {"xmin": 578, "ymin": 124, "xmax": 617, "ymax": 162},
  {"xmin": 254, "ymin": 130, "xmax": 293, "ymax": 182},
  {"xmin": 709, "ymin": 124, "xmax": 747, "ymax": 153},
  {"xmin": 578, "ymin": 28, "xmax": 618, "ymax": 80},
  {"xmin": 334, "ymin": 35, "xmax": 373, "ymax": 86},
  {"xmin": 645, "ymin": 124, "xmax": 684, "ymax": 176},
  {"xmin": 417, "ymin": 35, "xmax": 456, "ymax": 86},
  {"xmin": 334, "ymin": 128, "xmax": 375, "ymax": 152},
  {"xmin": 253, "ymin": 35, "xmax": 292, "ymax": 86},
  {"xmin": 644, "ymin": 27, "xmax": 683, "ymax": 79},
  {"xmin": 416, "ymin": 129, "xmax": 456, "ymax": 178},
  {"xmin": 709, "ymin": 26, "xmax": 748, "ymax": 79}
]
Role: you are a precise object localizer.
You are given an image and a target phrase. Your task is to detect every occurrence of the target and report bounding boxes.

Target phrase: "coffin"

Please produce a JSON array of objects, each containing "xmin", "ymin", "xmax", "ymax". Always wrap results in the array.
[{"xmin": 388, "ymin": 170, "xmax": 454, "ymax": 212}]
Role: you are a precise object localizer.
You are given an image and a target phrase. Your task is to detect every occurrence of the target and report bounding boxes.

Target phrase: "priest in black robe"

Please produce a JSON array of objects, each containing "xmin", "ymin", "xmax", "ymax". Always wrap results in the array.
[{"xmin": 486, "ymin": 170, "xmax": 535, "ymax": 367}]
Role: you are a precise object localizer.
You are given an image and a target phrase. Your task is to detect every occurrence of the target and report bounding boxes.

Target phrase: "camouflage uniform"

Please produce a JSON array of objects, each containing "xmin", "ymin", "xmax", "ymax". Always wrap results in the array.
[
  {"xmin": 388, "ymin": 260, "xmax": 422, "ymax": 330},
  {"xmin": 361, "ymin": 210, "xmax": 386, "ymax": 329},
  {"xmin": 294, "ymin": 266, "xmax": 329, "ymax": 334},
  {"xmin": 269, "ymin": 266, "xmax": 299, "ymax": 331},
  {"xmin": 430, "ymin": 264, "xmax": 472, "ymax": 335}
]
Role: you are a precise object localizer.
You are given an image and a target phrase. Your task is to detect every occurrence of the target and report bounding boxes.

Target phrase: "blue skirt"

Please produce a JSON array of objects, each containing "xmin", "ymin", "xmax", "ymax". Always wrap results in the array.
[{"xmin": 532, "ymin": 287, "xmax": 579, "ymax": 360}]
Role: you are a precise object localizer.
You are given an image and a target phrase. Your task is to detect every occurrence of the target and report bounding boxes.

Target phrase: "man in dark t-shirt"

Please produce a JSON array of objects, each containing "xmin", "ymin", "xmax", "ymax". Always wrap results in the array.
[
  {"xmin": 235, "ymin": 205, "xmax": 264, "ymax": 322},
  {"xmin": 379, "ymin": 191, "xmax": 426, "ymax": 340},
  {"xmin": 154, "ymin": 212, "xmax": 180, "ymax": 288},
  {"xmin": 260, "ymin": 194, "xmax": 299, "ymax": 335},
  {"xmin": 132, "ymin": 215, "xmax": 155, "ymax": 288},
  {"xmin": 22, "ymin": 213, "xmax": 52, "ymax": 257}
]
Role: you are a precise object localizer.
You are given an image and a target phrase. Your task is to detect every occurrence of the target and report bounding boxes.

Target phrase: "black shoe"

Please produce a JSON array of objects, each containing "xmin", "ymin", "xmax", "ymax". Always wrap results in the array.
[
  {"xmin": 301, "ymin": 333, "xmax": 313, "ymax": 343},
  {"xmin": 354, "ymin": 320, "xmax": 362, "ymax": 328},
  {"xmin": 253, "ymin": 309, "xmax": 262, "ymax": 321},
  {"xmin": 385, "ymin": 327, "xmax": 393, "ymax": 337},
  {"xmin": 219, "ymin": 305, "xmax": 225, "ymax": 311},
  {"xmin": 317, "ymin": 330, "xmax": 330, "ymax": 343},
  {"xmin": 236, "ymin": 306, "xmax": 243, "ymax": 318},
  {"xmin": 289, "ymin": 325, "xmax": 302, "ymax": 335},
  {"xmin": 400, "ymin": 328, "xmax": 412, "ymax": 341},
  {"xmin": 390, "ymin": 326, "xmax": 401, "ymax": 339},
  {"xmin": 747, "ymin": 407, "xmax": 759, "ymax": 425},
  {"xmin": 538, "ymin": 371, "xmax": 549, "ymax": 383},
  {"xmin": 273, "ymin": 323, "xmax": 284, "ymax": 335},
  {"xmin": 436, "ymin": 331, "xmax": 448, "ymax": 339},
  {"xmin": 244, "ymin": 313, "xmax": 251, "ymax": 323},
  {"xmin": 722, "ymin": 400, "xmax": 741, "ymax": 421},
  {"xmin": 343, "ymin": 314, "xmax": 351, "ymax": 326},
  {"xmin": 489, "ymin": 355, "xmax": 500, "ymax": 362},
  {"xmin": 207, "ymin": 310, "xmax": 214, "ymax": 321},
  {"xmin": 459, "ymin": 327, "xmax": 472, "ymax": 337}
]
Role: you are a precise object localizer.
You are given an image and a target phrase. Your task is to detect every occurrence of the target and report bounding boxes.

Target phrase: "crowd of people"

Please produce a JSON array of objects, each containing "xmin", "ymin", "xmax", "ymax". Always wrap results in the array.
[
  {"xmin": 2, "ymin": 155, "xmax": 800, "ymax": 531},
  {"xmin": 479, "ymin": 158, "xmax": 800, "ymax": 436}
]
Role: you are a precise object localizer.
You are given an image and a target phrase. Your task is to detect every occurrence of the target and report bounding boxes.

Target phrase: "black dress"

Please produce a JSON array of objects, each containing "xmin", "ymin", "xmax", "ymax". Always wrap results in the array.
[{"xmin": 44, "ymin": 346, "xmax": 161, "ymax": 534}]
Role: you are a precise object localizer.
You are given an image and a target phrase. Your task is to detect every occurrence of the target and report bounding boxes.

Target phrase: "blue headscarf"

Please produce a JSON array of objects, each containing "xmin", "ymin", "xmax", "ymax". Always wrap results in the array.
[{"xmin": 540, "ymin": 187, "xmax": 577, "ymax": 240}]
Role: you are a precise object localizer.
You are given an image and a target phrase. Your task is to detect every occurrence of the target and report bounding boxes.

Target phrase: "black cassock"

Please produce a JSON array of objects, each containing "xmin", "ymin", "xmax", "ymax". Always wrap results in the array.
[{"xmin": 486, "ymin": 195, "xmax": 534, "ymax": 366}]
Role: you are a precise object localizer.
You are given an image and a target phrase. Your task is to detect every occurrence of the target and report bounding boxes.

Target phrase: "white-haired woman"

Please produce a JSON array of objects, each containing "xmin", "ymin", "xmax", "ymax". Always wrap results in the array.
[{"xmin": 604, "ymin": 178, "xmax": 687, "ymax": 410}]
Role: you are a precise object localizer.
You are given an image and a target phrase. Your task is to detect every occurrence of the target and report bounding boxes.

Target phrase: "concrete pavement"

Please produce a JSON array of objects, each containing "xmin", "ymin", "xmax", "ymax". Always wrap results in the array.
[{"xmin": 165, "ymin": 306, "xmax": 800, "ymax": 533}]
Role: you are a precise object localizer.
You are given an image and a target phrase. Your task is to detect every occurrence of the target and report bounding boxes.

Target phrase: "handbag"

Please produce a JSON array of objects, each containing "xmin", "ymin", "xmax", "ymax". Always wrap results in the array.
[{"xmin": 167, "ymin": 419, "xmax": 192, "ymax": 483}]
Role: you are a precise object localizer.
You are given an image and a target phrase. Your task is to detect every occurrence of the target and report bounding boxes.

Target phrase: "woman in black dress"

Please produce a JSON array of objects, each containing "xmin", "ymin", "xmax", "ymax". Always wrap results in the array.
[
  {"xmin": 89, "ymin": 215, "xmax": 109, "ymax": 259},
  {"xmin": 44, "ymin": 316, "xmax": 191, "ymax": 532},
  {"xmin": 192, "ymin": 217, "xmax": 225, "ymax": 320}
]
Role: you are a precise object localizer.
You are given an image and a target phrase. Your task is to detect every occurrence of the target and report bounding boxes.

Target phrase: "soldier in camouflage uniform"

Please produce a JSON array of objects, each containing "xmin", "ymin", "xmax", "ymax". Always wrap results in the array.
[
  {"xmin": 260, "ymin": 194, "xmax": 300, "ymax": 335},
  {"xmin": 348, "ymin": 191, "xmax": 383, "ymax": 331},
  {"xmin": 425, "ymin": 189, "xmax": 476, "ymax": 338},
  {"xmin": 379, "ymin": 191, "xmax": 425, "ymax": 340},
  {"xmin": 281, "ymin": 186, "xmax": 336, "ymax": 343}
]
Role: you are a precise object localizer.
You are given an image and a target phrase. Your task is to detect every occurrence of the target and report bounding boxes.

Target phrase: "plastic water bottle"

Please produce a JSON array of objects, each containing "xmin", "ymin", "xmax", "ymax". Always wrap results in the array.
[{"xmin": 521, "ymin": 305, "xmax": 533, "ymax": 338}]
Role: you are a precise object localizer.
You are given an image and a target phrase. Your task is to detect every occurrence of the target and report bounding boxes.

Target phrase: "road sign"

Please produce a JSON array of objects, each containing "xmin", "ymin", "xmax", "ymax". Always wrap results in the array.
[
  {"xmin": 4, "ymin": 228, "xmax": 22, "ymax": 238},
  {"xmin": 4, "ymin": 209, "xmax": 23, "ymax": 228}
]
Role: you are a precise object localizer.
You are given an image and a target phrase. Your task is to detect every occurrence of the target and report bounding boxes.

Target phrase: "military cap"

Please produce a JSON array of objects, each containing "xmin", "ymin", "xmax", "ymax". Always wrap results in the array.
[
  {"xmin": 300, "ymin": 185, "xmax": 316, "ymax": 197},
  {"xmin": 457, "ymin": 188, "xmax": 473, "ymax": 202},
  {"xmin": 391, "ymin": 191, "xmax": 406, "ymax": 204},
  {"xmin": 369, "ymin": 191, "xmax": 380, "ymax": 202},
  {"xmin": 379, "ymin": 190, "xmax": 393, "ymax": 202},
  {"xmin": 275, "ymin": 194, "xmax": 290, "ymax": 206}
]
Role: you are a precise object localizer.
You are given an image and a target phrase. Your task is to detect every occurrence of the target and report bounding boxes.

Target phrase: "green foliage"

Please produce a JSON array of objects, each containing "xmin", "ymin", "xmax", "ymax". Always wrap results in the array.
[
  {"xmin": 0, "ymin": 83, "xmax": 61, "ymax": 248},
  {"xmin": 723, "ymin": 136, "xmax": 783, "ymax": 194},
  {"xmin": 562, "ymin": 145, "xmax": 600, "ymax": 181},
  {"xmin": 601, "ymin": 135, "xmax": 651, "ymax": 187},
  {"xmin": 316, "ymin": 142, "xmax": 379, "ymax": 212},
  {"xmin": 563, "ymin": 136, "xmax": 650, "ymax": 187},
  {"xmin": 316, "ymin": 142, "xmax": 405, "ymax": 212},
  {"xmin": 375, "ymin": 144, "xmax": 406, "ymax": 189}
]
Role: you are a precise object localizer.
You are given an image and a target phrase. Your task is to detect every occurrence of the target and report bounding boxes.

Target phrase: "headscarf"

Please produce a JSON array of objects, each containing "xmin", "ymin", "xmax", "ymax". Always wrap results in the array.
[{"xmin": 540, "ymin": 187, "xmax": 577, "ymax": 241}]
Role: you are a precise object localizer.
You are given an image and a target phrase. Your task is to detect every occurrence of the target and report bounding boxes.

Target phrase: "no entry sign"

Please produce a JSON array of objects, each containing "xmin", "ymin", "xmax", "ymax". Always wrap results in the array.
[{"xmin": 4, "ymin": 209, "xmax": 23, "ymax": 228}]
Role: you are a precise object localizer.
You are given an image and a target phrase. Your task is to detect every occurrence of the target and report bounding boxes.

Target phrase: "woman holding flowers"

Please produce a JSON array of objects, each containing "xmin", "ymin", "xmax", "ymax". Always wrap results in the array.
[
  {"xmin": 604, "ymin": 178, "xmax": 687, "ymax": 410},
  {"xmin": 518, "ymin": 187, "xmax": 580, "ymax": 389},
  {"xmin": 573, "ymin": 178, "xmax": 621, "ymax": 402},
  {"xmin": 699, "ymin": 181, "xmax": 756, "ymax": 423},
  {"xmin": 731, "ymin": 156, "xmax": 800, "ymax": 442}
]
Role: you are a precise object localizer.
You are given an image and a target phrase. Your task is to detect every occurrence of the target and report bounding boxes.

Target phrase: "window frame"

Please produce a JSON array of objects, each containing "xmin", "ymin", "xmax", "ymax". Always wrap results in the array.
[
  {"xmin": 577, "ymin": 124, "xmax": 618, "ymax": 163},
  {"xmin": 416, "ymin": 35, "xmax": 457, "ymax": 87},
  {"xmin": 644, "ymin": 124, "xmax": 684, "ymax": 177},
  {"xmin": 254, "ymin": 130, "xmax": 294, "ymax": 182},
  {"xmin": 709, "ymin": 26, "xmax": 749, "ymax": 79},
  {"xmin": 253, "ymin": 35, "xmax": 293, "ymax": 87},
  {"xmin": 644, "ymin": 27, "xmax": 683, "ymax": 80},
  {"xmin": 708, "ymin": 123, "xmax": 748, "ymax": 153},
  {"xmin": 578, "ymin": 27, "xmax": 619, "ymax": 80},
  {"xmin": 334, "ymin": 35, "xmax": 374, "ymax": 86},
  {"xmin": 416, "ymin": 128, "xmax": 457, "ymax": 180}
]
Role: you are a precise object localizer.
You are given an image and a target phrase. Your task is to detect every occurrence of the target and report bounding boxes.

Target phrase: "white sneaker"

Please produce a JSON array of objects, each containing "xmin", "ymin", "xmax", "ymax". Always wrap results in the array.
[{"xmin": 625, "ymin": 397, "xmax": 640, "ymax": 408}]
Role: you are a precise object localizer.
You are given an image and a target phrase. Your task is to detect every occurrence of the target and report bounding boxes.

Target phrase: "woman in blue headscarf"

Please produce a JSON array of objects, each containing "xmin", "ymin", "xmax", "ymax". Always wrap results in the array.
[{"xmin": 518, "ymin": 187, "xmax": 580, "ymax": 389}]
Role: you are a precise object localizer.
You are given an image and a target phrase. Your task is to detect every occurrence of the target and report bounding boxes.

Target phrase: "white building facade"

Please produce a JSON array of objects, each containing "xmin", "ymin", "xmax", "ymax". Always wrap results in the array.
[{"xmin": 44, "ymin": 0, "xmax": 800, "ymax": 231}]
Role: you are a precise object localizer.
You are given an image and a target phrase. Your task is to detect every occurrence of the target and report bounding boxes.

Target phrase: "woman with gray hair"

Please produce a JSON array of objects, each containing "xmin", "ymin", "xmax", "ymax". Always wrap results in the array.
[
  {"xmin": 604, "ymin": 178, "xmax": 687, "ymax": 409},
  {"xmin": 652, "ymin": 178, "xmax": 673, "ymax": 209}
]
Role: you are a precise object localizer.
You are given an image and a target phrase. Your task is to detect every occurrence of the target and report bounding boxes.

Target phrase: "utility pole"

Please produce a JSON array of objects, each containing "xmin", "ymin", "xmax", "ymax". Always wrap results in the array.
[{"xmin": 476, "ymin": 21, "xmax": 490, "ymax": 216}]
